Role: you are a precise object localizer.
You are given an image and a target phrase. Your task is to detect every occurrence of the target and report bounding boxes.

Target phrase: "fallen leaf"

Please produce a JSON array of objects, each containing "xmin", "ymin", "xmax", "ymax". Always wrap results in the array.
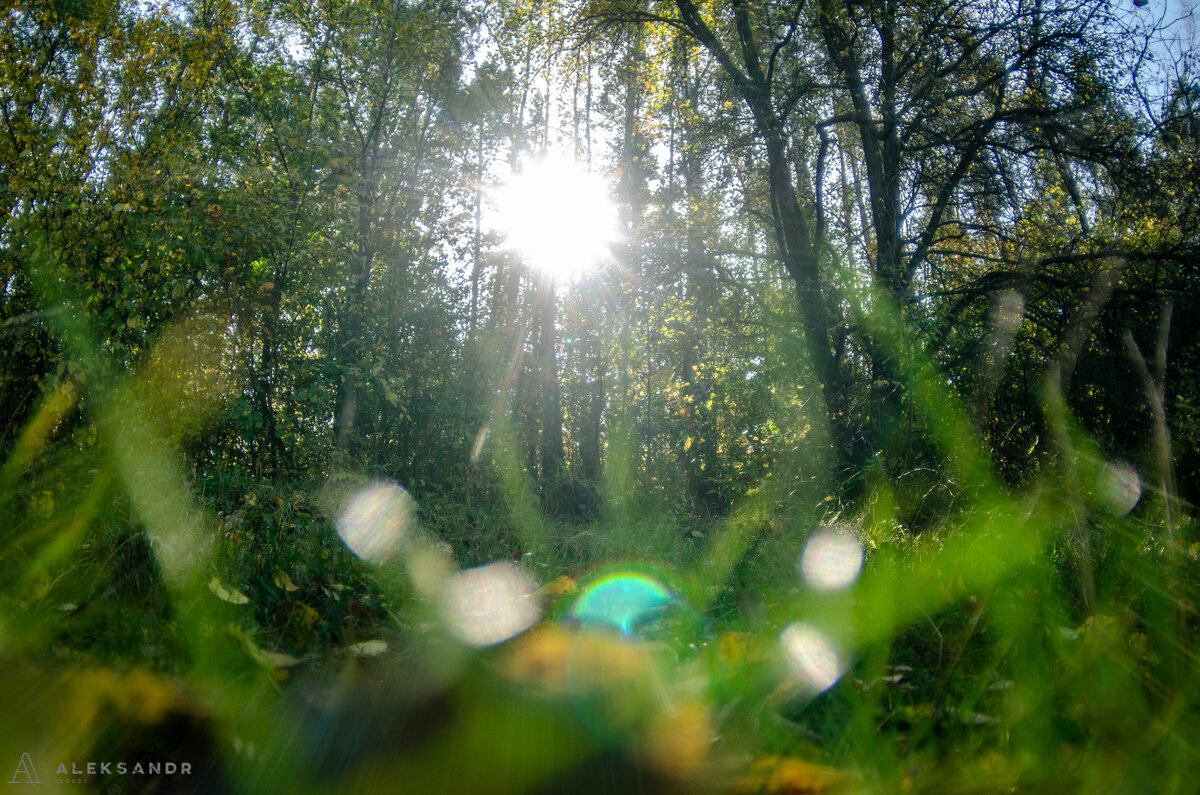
[
  {"xmin": 209, "ymin": 577, "xmax": 250, "ymax": 605},
  {"xmin": 735, "ymin": 756, "xmax": 851, "ymax": 793},
  {"xmin": 643, "ymin": 701, "xmax": 711, "ymax": 780},
  {"xmin": 537, "ymin": 575, "xmax": 578, "ymax": 597},
  {"xmin": 715, "ymin": 632, "xmax": 770, "ymax": 667},
  {"xmin": 347, "ymin": 640, "xmax": 388, "ymax": 657},
  {"xmin": 293, "ymin": 602, "xmax": 320, "ymax": 629},
  {"xmin": 228, "ymin": 625, "xmax": 304, "ymax": 668}
]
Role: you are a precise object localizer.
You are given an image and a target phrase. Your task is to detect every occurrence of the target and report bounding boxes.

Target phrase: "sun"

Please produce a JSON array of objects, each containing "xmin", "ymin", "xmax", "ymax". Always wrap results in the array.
[{"xmin": 489, "ymin": 154, "xmax": 620, "ymax": 281}]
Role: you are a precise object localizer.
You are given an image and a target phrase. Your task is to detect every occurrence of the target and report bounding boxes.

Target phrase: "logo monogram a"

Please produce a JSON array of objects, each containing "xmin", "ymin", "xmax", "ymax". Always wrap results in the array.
[{"xmin": 9, "ymin": 752, "xmax": 39, "ymax": 783}]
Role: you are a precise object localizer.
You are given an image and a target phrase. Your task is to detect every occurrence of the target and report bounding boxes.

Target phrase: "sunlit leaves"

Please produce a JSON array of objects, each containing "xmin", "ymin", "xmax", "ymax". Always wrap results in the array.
[{"xmin": 0, "ymin": 0, "xmax": 1196, "ymax": 792}]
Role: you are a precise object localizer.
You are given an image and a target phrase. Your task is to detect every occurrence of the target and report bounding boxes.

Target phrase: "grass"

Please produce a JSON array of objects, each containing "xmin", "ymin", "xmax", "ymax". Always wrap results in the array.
[
  {"xmin": 2, "ymin": 444, "xmax": 1196, "ymax": 793},
  {"xmin": 1, "ymin": 251, "xmax": 1196, "ymax": 791}
]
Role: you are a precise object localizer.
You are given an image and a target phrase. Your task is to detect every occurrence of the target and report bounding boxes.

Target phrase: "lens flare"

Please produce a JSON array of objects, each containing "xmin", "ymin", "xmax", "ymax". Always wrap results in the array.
[
  {"xmin": 991, "ymin": 289, "xmax": 1025, "ymax": 336},
  {"xmin": 442, "ymin": 561, "xmax": 540, "ymax": 647},
  {"xmin": 780, "ymin": 623, "xmax": 844, "ymax": 694},
  {"xmin": 1097, "ymin": 461, "xmax": 1141, "ymax": 515},
  {"xmin": 335, "ymin": 481, "xmax": 416, "ymax": 562},
  {"xmin": 489, "ymin": 153, "xmax": 619, "ymax": 281},
  {"xmin": 799, "ymin": 530, "xmax": 863, "ymax": 591},
  {"xmin": 567, "ymin": 573, "xmax": 677, "ymax": 637}
]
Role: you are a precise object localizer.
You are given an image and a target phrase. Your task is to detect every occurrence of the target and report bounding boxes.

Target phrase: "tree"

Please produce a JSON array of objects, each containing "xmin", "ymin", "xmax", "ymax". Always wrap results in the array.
[{"xmin": 579, "ymin": 0, "xmax": 1148, "ymax": 497}]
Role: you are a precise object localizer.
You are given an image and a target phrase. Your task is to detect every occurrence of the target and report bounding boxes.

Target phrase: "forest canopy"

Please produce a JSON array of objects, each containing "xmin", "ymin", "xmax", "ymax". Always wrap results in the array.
[{"xmin": 1, "ymin": 0, "xmax": 1198, "ymax": 791}]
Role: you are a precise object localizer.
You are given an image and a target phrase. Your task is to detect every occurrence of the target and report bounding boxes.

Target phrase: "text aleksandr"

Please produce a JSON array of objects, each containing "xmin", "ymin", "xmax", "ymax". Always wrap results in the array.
[{"xmin": 56, "ymin": 762, "xmax": 192, "ymax": 776}]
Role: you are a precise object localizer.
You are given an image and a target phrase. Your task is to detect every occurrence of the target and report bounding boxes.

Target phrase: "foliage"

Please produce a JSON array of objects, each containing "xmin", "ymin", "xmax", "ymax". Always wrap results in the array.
[{"xmin": 1, "ymin": 0, "xmax": 1198, "ymax": 791}]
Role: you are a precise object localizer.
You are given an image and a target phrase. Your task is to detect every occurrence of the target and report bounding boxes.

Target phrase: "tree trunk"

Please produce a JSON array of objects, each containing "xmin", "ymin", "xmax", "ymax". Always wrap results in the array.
[
  {"xmin": 679, "ymin": 60, "xmax": 722, "ymax": 511},
  {"xmin": 580, "ymin": 324, "xmax": 605, "ymax": 484},
  {"xmin": 333, "ymin": 185, "xmax": 373, "ymax": 462},
  {"xmin": 536, "ymin": 279, "xmax": 564, "ymax": 485},
  {"xmin": 762, "ymin": 127, "xmax": 869, "ymax": 477}
]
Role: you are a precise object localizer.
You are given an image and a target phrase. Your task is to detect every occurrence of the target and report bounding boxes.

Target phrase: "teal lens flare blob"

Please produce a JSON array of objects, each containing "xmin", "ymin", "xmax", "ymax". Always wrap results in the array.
[
  {"xmin": 567, "ymin": 573, "xmax": 677, "ymax": 636},
  {"xmin": 555, "ymin": 566, "xmax": 705, "ymax": 741}
]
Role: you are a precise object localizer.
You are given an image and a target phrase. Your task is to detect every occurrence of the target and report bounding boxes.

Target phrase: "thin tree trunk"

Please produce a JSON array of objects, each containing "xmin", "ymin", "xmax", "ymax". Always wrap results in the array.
[{"xmin": 536, "ymin": 279, "xmax": 564, "ymax": 484}]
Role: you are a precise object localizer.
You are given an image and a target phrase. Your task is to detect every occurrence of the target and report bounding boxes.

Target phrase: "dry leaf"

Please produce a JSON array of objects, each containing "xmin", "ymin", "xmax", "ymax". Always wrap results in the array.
[
  {"xmin": 228, "ymin": 626, "xmax": 304, "ymax": 668},
  {"xmin": 537, "ymin": 575, "xmax": 578, "ymax": 597},
  {"xmin": 643, "ymin": 701, "xmax": 712, "ymax": 780},
  {"xmin": 735, "ymin": 756, "xmax": 850, "ymax": 794},
  {"xmin": 347, "ymin": 640, "xmax": 389, "ymax": 657},
  {"xmin": 715, "ymin": 632, "xmax": 770, "ymax": 667},
  {"xmin": 209, "ymin": 576, "xmax": 250, "ymax": 605},
  {"xmin": 293, "ymin": 602, "xmax": 320, "ymax": 629}
]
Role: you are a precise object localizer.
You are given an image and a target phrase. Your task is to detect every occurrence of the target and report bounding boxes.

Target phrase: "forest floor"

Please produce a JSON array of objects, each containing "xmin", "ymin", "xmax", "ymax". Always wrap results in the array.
[{"xmin": 3, "ymin": 466, "xmax": 1197, "ymax": 793}]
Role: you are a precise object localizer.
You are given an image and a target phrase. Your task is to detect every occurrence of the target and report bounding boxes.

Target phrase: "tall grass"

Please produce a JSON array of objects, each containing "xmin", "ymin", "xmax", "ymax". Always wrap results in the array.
[{"xmin": 0, "ymin": 248, "xmax": 1196, "ymax": 793}]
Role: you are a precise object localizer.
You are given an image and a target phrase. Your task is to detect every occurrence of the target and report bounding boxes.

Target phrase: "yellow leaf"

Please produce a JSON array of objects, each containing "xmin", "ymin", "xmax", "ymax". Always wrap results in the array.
[
  {"xmin": 500, "ymin": 625, "xmax": 653, "ymax": 698},
  {"xmin": 735, "ymin": 756, "xmax": 851, "ymax": 793},
  {"xmin": 228, "ymin": 626, "xmax": 304, "ymax": 668},
  {"xmin": 76, "ymin": 669, "xmax": 184, "ymax": 726},
  {"xmin": 209, "ymin": 576, "xmax": 250, "ymax": 605},
  {"xmin": 293, "ymin": 602, "xmax": 319, "ymax": 629},
  {"xmin": 274, "ymin": 572, "xmax": 300, "ymax": 592},
  {"xmin": 643, "ymin": 701, "xmax": 711, "ymax": 780},
  {"xmin": 715, "ymin": 632, "xmax": 769, "ymax": 667},
  {"xmin": 537, "ymin": 575, "xmax": 578, "ymax": 597}
]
